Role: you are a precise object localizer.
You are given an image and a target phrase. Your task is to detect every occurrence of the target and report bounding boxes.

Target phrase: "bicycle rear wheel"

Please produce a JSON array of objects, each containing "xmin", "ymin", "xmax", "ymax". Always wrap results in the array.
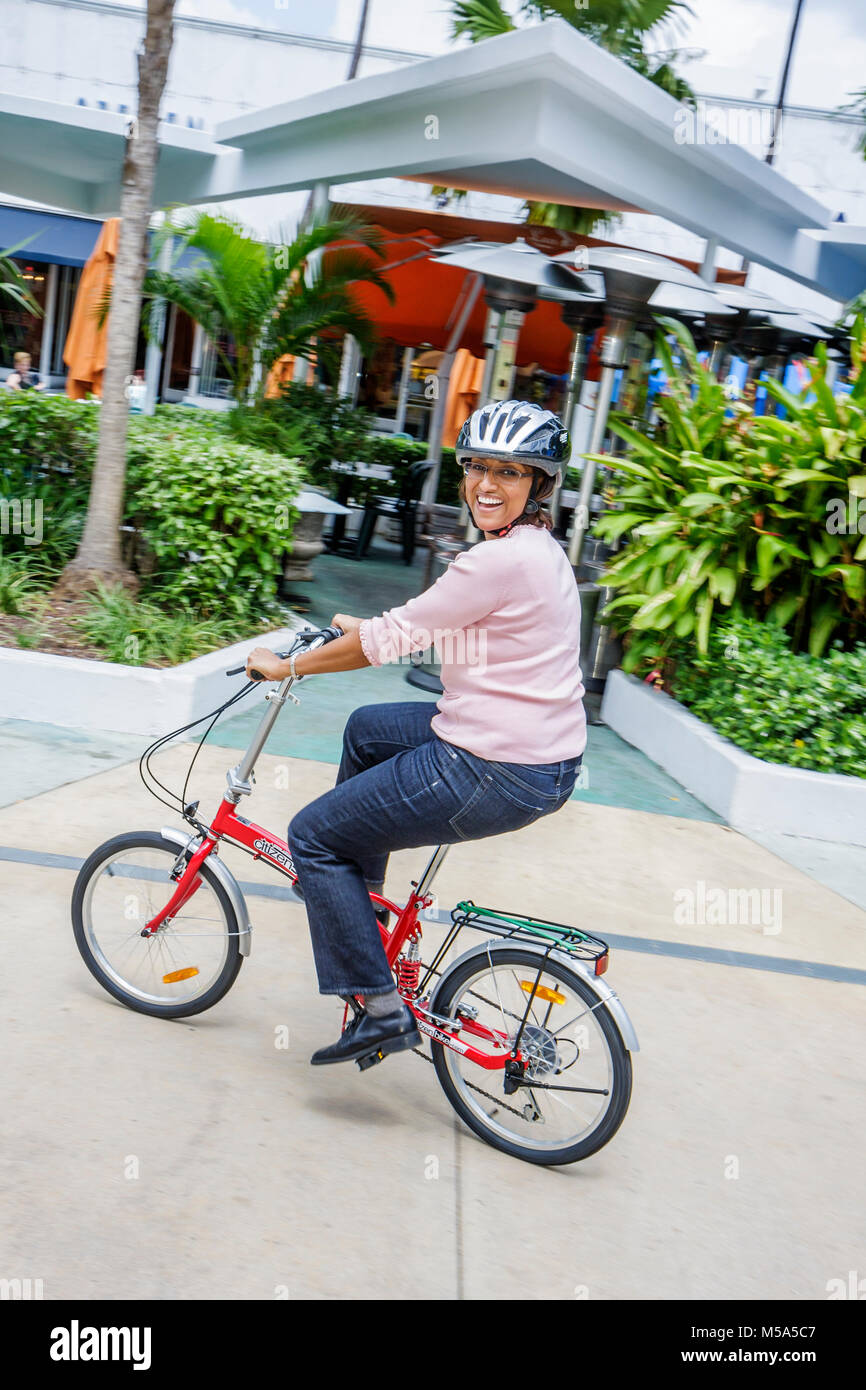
[
  {"xmin": 429, "ymin": 945, "xmax": 632, "ymax": 1166},
  {"xmin": 71, "ymin": 831, "xmax": 244, "ymax": 1019}
]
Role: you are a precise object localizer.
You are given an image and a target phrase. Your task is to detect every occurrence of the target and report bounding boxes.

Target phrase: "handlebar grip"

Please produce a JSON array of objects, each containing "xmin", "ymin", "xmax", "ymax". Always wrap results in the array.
[{"xmin": 225, "ymin": 626, "xmax": 344, "ymax": 678}]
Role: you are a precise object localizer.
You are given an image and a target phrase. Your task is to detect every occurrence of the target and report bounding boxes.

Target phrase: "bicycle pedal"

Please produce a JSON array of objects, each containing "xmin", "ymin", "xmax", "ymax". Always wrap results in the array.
[{"xmin": 356, "ymin": 1048, "xmax": 386, "ymax": 1072}]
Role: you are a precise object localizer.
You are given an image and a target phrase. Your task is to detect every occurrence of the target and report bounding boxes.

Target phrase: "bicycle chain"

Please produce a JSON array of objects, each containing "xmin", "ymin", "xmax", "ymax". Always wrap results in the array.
[{"xmin": 411, "ymin": 1047, "xmax": 529, "ymax": 1121}]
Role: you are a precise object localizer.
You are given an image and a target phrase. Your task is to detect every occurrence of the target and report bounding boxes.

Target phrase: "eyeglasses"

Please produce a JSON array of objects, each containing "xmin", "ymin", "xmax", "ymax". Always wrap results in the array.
[{"xmin": 462, "ymin": 462, "xmax": 534, "ymax": 487}]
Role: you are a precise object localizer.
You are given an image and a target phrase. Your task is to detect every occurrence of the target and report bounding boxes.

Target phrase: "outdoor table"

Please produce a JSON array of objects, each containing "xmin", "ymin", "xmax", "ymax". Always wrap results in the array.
[
  {"xmin": 280, "ymin": 488, "xmax": 351, "ymax": 610},
  {"xmin": 326, "ymin": 460, "xmax": 394, "ymax": 552}
]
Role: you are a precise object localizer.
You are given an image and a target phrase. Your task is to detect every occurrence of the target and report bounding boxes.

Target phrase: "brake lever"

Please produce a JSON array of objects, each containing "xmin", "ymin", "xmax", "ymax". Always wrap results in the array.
[{"xmin": 225, "ymin": 625, "xmax": 343, "ymax": 678}]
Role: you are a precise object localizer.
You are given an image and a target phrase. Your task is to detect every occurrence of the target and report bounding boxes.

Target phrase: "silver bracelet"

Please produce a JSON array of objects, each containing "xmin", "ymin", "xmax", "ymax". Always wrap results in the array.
[{"xmin": 288, "ymin": 650, "xmax": 305, "ymax": 683}]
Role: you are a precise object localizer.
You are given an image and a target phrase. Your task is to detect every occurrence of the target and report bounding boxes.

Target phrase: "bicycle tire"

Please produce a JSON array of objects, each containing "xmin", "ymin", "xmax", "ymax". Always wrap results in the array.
[
  {"xmin": 429, "ymin": 944, "xmax": 632, "ymax": 1166},
  {"xmin": 71, "ymin": 830, "xmax": 244, "ymax": 1020}
]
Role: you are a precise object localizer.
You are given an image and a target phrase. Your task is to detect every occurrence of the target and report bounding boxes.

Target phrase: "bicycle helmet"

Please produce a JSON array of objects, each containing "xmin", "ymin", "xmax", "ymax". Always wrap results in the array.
[{"xmin": 455, "ymin": 399, "xmax": 569, "ymax": 477}]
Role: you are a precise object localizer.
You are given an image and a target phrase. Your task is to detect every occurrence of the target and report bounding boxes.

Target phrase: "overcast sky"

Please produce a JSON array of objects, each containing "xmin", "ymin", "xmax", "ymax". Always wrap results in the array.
[{"xmin": 154, "ymin": 0, "xmax": 866, "ymax": 113}]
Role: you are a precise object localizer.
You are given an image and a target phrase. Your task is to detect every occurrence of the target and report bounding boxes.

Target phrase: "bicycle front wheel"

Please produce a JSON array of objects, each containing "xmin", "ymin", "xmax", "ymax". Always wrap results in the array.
[
  {"xmin": 71, "ymin": 831, "xmax": 244, "ymax": 1019},
  {"xmin": 429, "ymin": 945, "xmax": 632, "ymax": 1166}
]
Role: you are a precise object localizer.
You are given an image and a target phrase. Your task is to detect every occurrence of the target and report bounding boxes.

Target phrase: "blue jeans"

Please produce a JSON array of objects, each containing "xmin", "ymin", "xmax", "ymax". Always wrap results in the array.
[{"xmin": 287, "ymin": 702, "xmax": 581, "ymax": 997}]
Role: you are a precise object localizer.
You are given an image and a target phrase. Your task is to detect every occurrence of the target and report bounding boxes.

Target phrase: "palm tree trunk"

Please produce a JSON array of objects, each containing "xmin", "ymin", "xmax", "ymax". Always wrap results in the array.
[{"xmin": 59, "ymin": 0, "xmax": 175, "ymax": 597}]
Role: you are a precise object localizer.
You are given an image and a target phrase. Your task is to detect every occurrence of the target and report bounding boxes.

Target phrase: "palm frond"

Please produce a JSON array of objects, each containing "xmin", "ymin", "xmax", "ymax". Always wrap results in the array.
[{"xmin": 451, "ymin": 0, "xmax": 516, "ymax": 42}]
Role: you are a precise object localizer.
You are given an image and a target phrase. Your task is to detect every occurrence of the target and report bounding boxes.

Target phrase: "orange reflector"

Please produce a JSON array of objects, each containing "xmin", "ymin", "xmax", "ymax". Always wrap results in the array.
[
  {"xmin": 595, "ymin": 953, "xmax": 609, "ymax": 976},
  {"xmin": 162, "ymin": 967, "xmax": 199, "ymax": 984},
  {"xmin": 519, "ymin": 980, "xmax": 565, "ymax": 1005}
]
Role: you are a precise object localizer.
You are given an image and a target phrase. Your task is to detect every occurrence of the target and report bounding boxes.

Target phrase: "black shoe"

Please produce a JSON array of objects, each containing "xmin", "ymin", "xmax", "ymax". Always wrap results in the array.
[{"xmin": 310, "ymin": 1003, "xmax": 421, "ymax": 1066}]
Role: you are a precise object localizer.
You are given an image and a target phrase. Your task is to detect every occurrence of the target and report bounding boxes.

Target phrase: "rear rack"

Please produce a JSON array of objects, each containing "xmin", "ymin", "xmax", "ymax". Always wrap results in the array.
[{"xmin": 449, "ymin": 900, "xmax": 609, "ymax": 965}]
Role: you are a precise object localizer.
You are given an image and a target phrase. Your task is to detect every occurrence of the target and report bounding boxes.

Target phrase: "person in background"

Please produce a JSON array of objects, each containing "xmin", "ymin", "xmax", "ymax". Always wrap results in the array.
[{"xmin": 5, "ymin": 351, "xmax": 45, "ymax": 391}]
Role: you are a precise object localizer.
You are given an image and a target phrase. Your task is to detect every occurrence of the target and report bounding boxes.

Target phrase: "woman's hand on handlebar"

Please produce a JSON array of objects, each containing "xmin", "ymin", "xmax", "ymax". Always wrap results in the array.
[
  {"xmin": 245, "ymin": 647, "xmax": 286, "ymax": 682},
  {"xmin": 330, "ymin": 613, "xmax": 363, "ymax": 635}
]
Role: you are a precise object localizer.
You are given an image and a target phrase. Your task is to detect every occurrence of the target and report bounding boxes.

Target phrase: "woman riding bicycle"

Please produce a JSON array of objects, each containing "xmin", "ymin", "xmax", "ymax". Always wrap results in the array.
[{"xmin": 245, "ymin": 399, "xmax": 587, "ymax": 1067}]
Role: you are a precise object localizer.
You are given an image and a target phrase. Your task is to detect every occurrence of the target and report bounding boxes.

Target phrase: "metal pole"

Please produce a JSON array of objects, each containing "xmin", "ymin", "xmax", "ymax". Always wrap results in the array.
[
  {"xmin": 394, "ymin": 345, "xmax": 414, "ymax": 432},
  {"xmin": 186, "ymin": 321, "xmax": 204, "ymax": 401},
  {"xmin": 143, "ymin": 213, "xmax": 170, "ymax": 416},
  {"xmin": 420, "ymin": 273, "xmax": 483, "ymax": 506},
  {"xmin": 766, "ymin": 0, "xmax": 806, "ymax": 165},
  {"xmin": 293, "ymin": 180, "xmax": 331, "ymax": 382},
  {"xmin": 552, "ymin": 326, "xmax": 589, "ymax": 527},
  {"xmin": 39, "ymin": 262, "xmax": 59, "ymax": 382},
  {"xmin": 567, "ymin": 315, "xmax": 630, "ymax": 568}
]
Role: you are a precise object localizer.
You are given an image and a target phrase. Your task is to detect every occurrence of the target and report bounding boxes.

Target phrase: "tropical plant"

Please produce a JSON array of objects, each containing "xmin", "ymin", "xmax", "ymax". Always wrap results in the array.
[
  {"xmin": 673, "ymin": 617, "xmax": 866, "ymax": 779},
  {"xmin": 839, "ymin": 86, "xmax": 866, "ymax": 158},
  {"xmin": 71, "ymin": 583, "xmax": 245, "ymax": 665},
  {"xmin": 0, "ymin": 239, "xmax": 43, "ymax": 348},
  {"xmin": 0, "ymin": 547, "xmax": 49, "ymax": 614},
  {"xmin": 143, "ymin": 208, "xmax": 394, "ymax": 405},
  {"xmin": 125, "ymin": 412, "xmax": 305, "ymax": 618},
  {"xmin": 448, "ymin": 1, "xmax": 694, "ymax": 232},
  {"xmin": 590, "ymin": 317, "xmax": 866, "ymax": 672},
  {"xmin": 58, "ymin": 0, "xmax": 176, "ymax": 599}
]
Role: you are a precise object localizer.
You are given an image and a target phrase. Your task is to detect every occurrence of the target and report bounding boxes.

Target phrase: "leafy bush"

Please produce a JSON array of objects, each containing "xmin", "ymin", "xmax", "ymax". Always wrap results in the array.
[
  {"xmin": 70, "ymin": 583, "xmax": 247, "ymax": 665},
  {"xmin": 229, "ymin": 391, "xmax": 462, "ymax": 504},
  {"xmin": 0, "ymin": 546, "xmax": 49, "ymax": 614},
  {"xmin": 230, "ymin": 384, "xmax": 372, "ymax": 487},
  {"xmin": 672, "ymin": 617, "xmax": 866, "ymax": 778},
  {"xmin": 126, "ymin": 411, "xmax": 305, "ymax": 618},
  {"xmin": 0, "ymin": 390, "xmax": 97, "ymax": 494},
  {"xmin": 0, "ymin": 397, "xmax": 305, "ymax": 620},
  {"xmin": 591, "ymin": 319, "xmax": 866, "ymax": 672}
]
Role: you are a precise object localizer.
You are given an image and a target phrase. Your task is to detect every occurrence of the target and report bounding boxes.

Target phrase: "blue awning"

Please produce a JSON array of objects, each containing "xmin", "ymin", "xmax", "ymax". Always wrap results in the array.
[{"xmin": 0, "ymin": 203, "xmax": 102, "ymax": 268}]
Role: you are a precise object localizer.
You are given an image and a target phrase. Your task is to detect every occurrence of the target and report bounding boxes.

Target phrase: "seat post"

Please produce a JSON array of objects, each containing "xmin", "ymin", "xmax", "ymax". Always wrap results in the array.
[{"xmin": 414, "ymin": 844, "xmax": 450, "ymax": 899}]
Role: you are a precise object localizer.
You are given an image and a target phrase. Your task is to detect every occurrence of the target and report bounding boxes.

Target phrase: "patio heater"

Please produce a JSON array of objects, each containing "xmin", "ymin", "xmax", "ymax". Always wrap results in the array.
[
  {"xmin": 731, "ymin": 311, "xmax": 829, "ymax": 413},
  {"xmin": 428, "ymin": 239, "xmax": 596, "ymax": 540},
  {"xmin": 553, "ymin": 296, "xmax": 605, "ymax": 529},
  {"xmin": 553, "ymin": 247, "xmax": 718, "ymax": 567}
]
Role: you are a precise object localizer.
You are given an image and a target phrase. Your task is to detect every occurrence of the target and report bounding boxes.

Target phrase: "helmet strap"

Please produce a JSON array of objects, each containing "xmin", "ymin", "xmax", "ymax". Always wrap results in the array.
[{"xmin": 491, "ymin": 474, "xmax": 540, "ymax": 537}]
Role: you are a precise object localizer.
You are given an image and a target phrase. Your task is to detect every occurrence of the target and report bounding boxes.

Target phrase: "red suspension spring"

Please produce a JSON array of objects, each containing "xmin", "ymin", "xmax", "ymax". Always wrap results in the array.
[{"xmin": 395, "ymin": 955, "xmax": 422, "ymax": 995}]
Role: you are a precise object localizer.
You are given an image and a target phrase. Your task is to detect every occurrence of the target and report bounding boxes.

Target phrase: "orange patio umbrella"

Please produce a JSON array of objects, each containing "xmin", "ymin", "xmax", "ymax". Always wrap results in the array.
[
  {"xmin": 264, "ymin": 353, "xmax": 316, "ymax": 397},
  {"xmin": 443, "ymin": 347, "xmax": 485, "ymax": 445},
  {"xmin": 64, "ymin": 217, "xmax": 120, "ymax": 399}
]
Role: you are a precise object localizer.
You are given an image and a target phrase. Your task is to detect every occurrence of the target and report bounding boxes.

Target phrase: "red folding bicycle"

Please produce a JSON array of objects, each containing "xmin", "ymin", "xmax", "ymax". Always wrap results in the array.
[{"xmin": 71, "ymin": 625, "xmax": 638, "ymax": 1166}]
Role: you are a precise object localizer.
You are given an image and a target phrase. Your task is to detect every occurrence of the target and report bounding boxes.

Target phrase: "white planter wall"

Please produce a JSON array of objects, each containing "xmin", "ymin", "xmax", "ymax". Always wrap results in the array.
[
  {"xmin": 602, "ymin": 669, "xmax": 866, "ymax": 848},
  {"xmin": 0, "ymin": 624, "xmax": 304, "ymax": 737}
]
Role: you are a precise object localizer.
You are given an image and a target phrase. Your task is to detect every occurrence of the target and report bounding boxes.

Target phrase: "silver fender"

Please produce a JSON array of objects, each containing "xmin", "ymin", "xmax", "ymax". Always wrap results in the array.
[
  {"xmin": 160, "ymin": 825, "xmax": 252, "ymax": 957},
  {"xmin": 430, "ymin": 938, "xmax": 639, "ymax": 1053}
]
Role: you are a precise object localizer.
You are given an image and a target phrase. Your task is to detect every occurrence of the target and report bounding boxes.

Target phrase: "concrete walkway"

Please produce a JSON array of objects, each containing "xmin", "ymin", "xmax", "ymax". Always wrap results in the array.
[{"xmin": 1, "ymin": 717, "xmax": 864, "ymax": 1299}]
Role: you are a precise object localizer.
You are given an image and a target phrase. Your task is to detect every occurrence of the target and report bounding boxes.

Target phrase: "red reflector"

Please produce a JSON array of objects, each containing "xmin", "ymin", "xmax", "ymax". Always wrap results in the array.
[{"xmin": 595, "ymin": 952, "xmax": 609, "ymax": 976}]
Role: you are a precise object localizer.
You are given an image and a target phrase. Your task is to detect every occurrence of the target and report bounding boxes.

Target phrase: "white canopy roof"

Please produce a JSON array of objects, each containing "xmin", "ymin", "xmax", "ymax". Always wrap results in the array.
[{"xmin": 1, "ymin": 19, "xmax": 864, "ymax": 300}]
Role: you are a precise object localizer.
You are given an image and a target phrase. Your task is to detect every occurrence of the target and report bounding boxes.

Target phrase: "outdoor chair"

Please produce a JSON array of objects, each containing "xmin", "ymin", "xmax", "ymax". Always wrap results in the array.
[
  {"xmin": 416, "ymin": 501, "xmax": 468, "ymax": 591},
  {"xmin": 354, "ymin": 458, "xmax": 433, "ymax": 564}
]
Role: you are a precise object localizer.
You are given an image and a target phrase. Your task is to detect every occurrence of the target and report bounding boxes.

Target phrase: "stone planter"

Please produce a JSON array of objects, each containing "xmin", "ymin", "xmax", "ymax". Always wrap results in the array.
[
  {"xmin": 601, "ymin": 668, "xmax": 866, "ymax": 847},
  {"xmin": 0, "ymin": 622, "xmax": 306, "ymax": 737}
]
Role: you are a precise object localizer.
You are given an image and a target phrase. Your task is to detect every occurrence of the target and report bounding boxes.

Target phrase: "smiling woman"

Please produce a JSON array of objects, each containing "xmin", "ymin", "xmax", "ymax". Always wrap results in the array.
[{"xmin": 248, "ymin": 398, "xmax": 586, "ymax": 1068}]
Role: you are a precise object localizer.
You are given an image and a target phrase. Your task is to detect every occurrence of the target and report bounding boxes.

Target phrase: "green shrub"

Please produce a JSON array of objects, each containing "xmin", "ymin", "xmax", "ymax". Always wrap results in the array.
[
  {"xmin": 0, "ymin": 391, "xmax": 97, "ymax": 494},
  {"xmin": 126, "ymin": 413, "xmax": 304, "ymax": 618},
  {"xmin": 70, "ymin": 583, "xmax": 249, "ymax": 666},
  {"xmin": 591, "ymin": 319, "xmax": 866, "ymax": 673},
  {"xmin": 672, "ymin": 617, "xmax": 866, "ymax": 778},
  {"xmin": 0, "ymin": 546, "xmax": 50, "ymax": 614}
]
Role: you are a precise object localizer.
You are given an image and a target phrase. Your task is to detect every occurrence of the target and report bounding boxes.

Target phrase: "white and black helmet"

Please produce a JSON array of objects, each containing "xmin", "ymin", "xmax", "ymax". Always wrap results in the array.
[{"xmin": 456, "ymin": 399, "xmax": 569, "ymax": 478}]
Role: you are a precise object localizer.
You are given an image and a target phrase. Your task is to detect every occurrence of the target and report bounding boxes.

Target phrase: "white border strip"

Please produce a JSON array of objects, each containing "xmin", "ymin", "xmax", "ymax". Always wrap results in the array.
[
  {"xmin": 601, "ymin": 668, "xmax": 866, "ymax": 848},
  {"xmin": 0, "ymin": 623, "xmax": 305, "ymax": 736}
]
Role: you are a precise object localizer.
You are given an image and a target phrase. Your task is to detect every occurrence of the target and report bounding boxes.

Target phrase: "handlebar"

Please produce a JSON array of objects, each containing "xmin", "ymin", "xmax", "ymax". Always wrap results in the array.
[{"xmin": 226, "ymin": 625, "xmax": 345, "ymax": 680}]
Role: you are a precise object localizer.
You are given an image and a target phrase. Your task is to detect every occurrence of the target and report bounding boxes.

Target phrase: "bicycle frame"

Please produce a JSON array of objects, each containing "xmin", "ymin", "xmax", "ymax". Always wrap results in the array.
[
  {"xmin": 140, "ymin": 657, "xmax": 520, "ymax": 1070},
  {"xmin": 139, "ymin": 648, "xmax": 619, "ymax": 1077}
]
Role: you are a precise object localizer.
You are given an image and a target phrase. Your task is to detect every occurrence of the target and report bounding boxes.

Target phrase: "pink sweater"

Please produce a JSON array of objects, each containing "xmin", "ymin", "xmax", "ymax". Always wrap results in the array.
[{"xmin": 359, "ymin": 525, "xmax": 587, "ymax": 764}]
